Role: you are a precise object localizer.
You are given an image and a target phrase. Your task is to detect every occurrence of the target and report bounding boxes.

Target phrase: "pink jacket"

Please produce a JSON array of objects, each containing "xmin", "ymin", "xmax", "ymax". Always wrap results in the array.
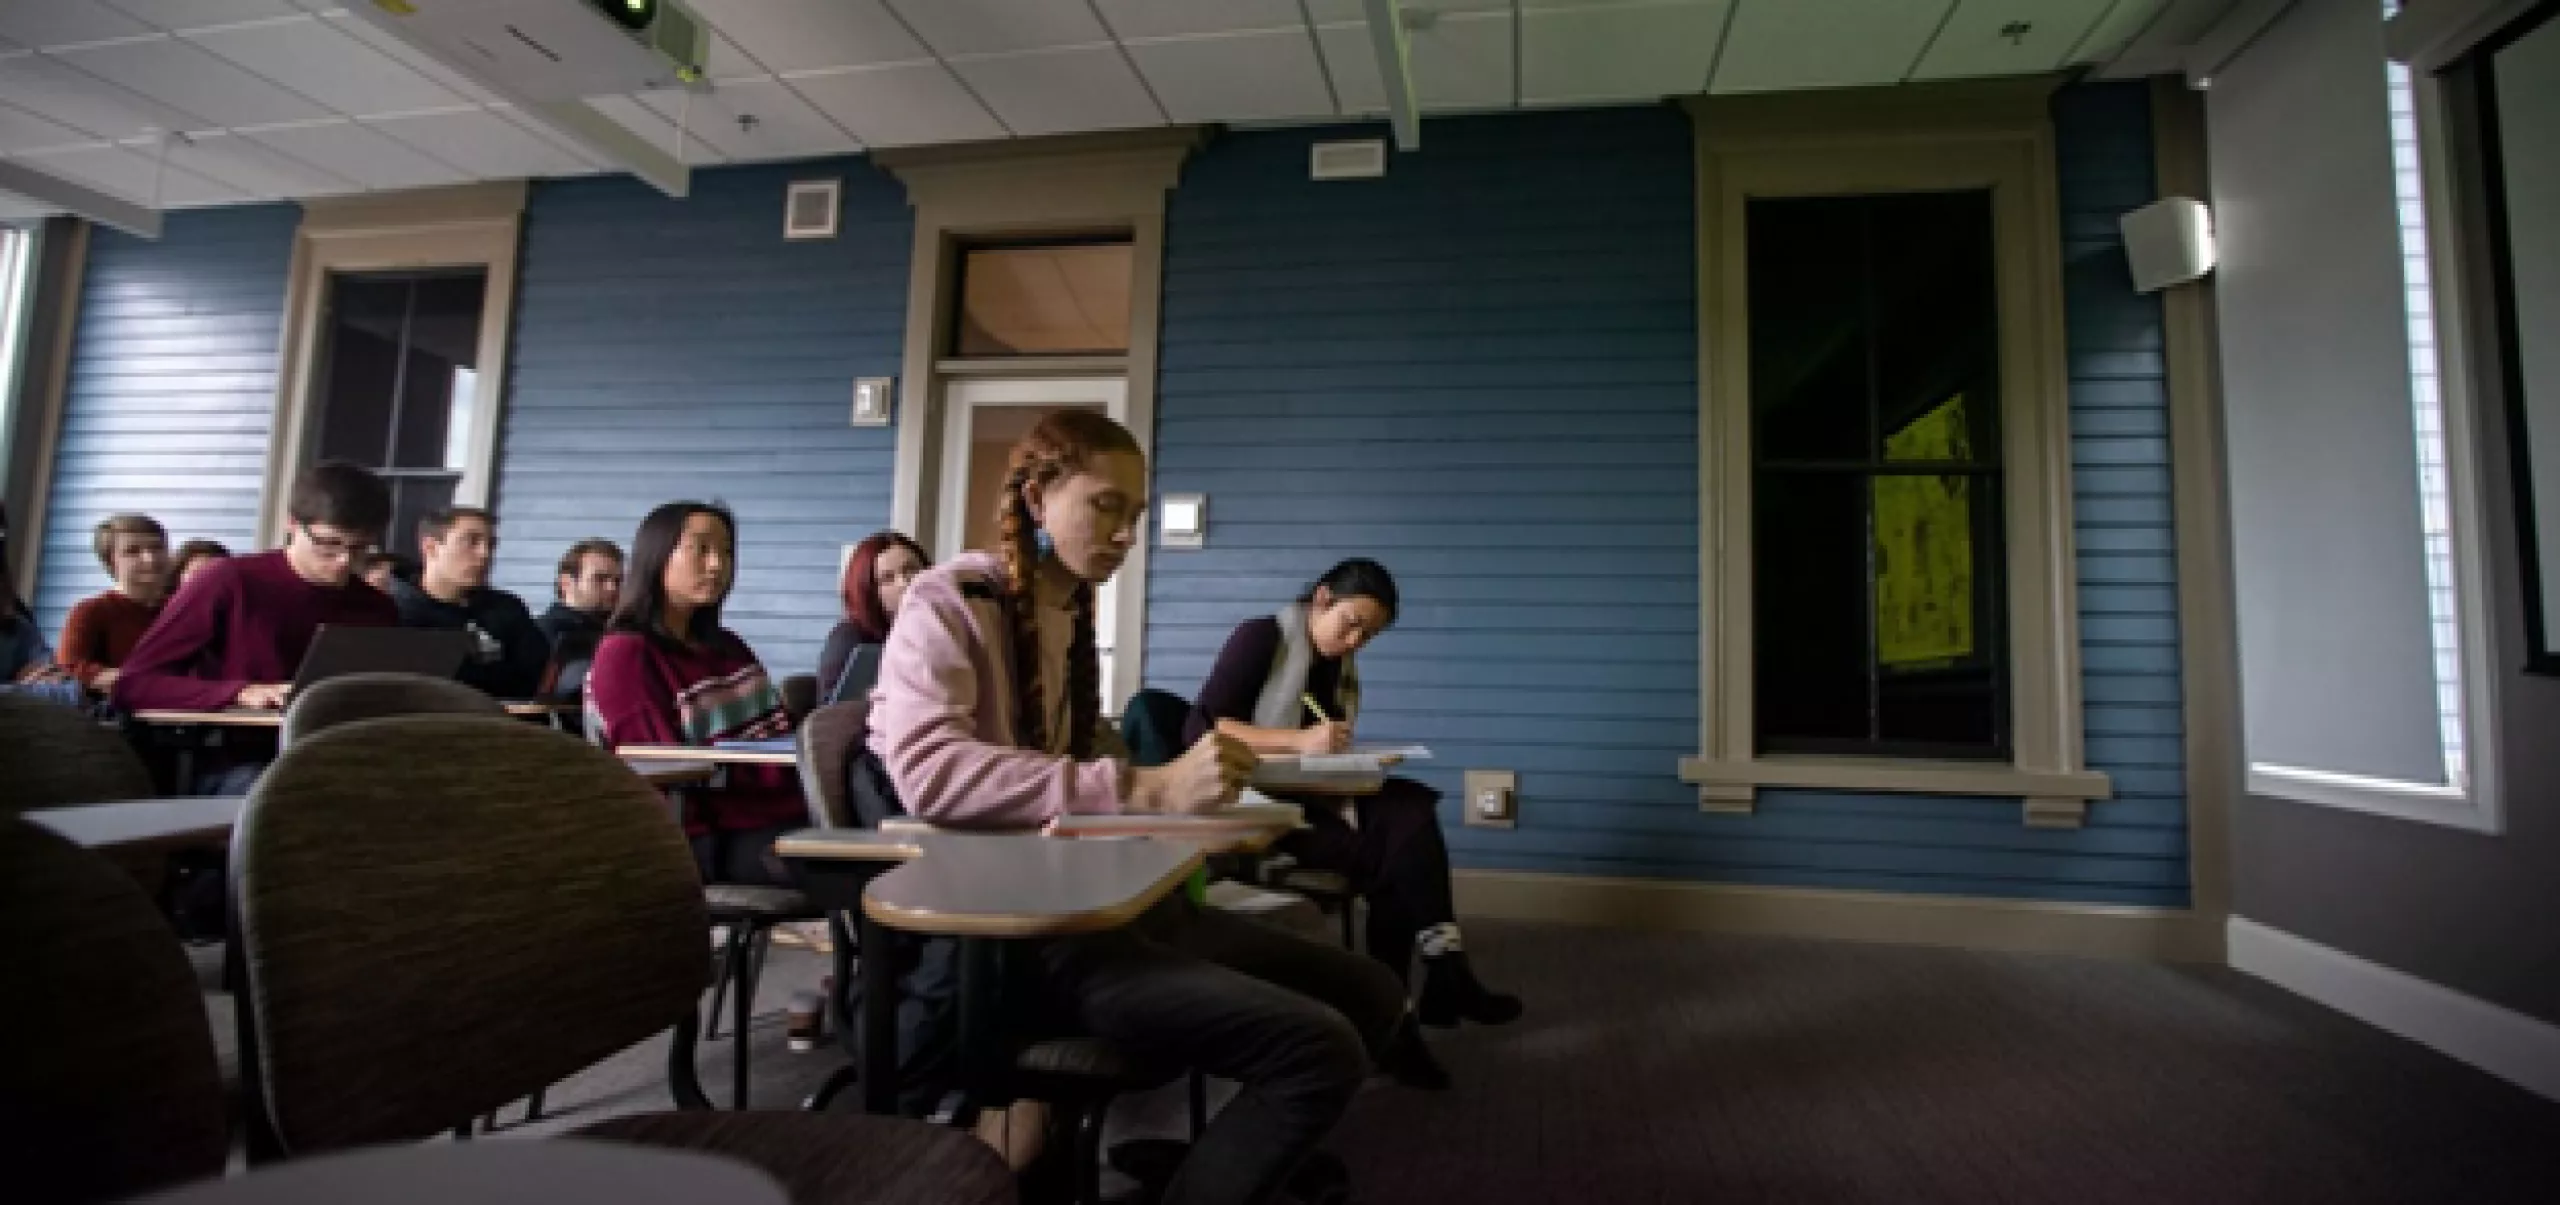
[{"xmin": 867, "ymin": 551, "xmax": 1129, "ymax": 826}]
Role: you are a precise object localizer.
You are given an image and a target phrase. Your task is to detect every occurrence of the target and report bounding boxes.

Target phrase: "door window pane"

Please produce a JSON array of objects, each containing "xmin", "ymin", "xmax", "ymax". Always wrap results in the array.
[{"xmin": 952, "ymin": 240, "xmax": 1134, "ymax": 357}]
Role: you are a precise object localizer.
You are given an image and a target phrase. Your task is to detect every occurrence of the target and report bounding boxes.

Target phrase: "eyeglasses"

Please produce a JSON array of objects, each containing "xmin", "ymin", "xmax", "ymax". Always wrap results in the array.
[{"xmin": 296, "ymin": 524, "xmax": 378, "ymax": 561}]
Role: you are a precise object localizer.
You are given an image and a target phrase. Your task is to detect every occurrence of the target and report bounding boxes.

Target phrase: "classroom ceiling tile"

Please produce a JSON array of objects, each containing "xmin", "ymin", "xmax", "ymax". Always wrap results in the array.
[
  {"xmin": 187, "ymin": 14, "xmax": 469, "ymax": 117},
  {"xmin": 636, "ymin": 77, "xmax": 860, "ymax": 161},
  {"xmin": 1097, "ymin": 0, "xmax": 1308, "ymax": 40},
  {"xmin": 239, "ymin": 118, "xmax": 474, "ymax": 189},
  {"xmin": 687, "ymin": 0, "xmax": 925, "ymax": 75},
  {"xmin": 949, "ymin": 45, "xmax": 1164, "ymax": 138},
  {"xmin": 784, "ymin": 61, "xmax": 1007, "ymax": 148},
  {"xmin": 0, "ymin": 50, "xmax": 203, "ymax": 139},
  {"xmin": 1521, "ymin": 1, "xmax": 1728, "ymax": 105},
  {"xmin": 1305, "ymin": 0, "xmax": 1509, "ymax": 21},
  {"xmin": 0, "ymin": 1, "xmax": 156, "ymax": 48},
  {"xmin": 0, "ymin": 99, "xmax": 95, "ymax": 153},
  {"xmin": 1125, "ymin": 30, "xmax": 1334, "ymax": 123},
  {"xmin": 1318, "ymin": 10, "xmax": 1514, "ymax": 114},
  {"xmin": 321, "ymin": 8, "xmax": 500, "ymax": 104},
  {"xmin": 1710, "ymin": 0, "xmax": 1956, "ymax": 93},
  {"xmin": 702, "ymin": 27, "xmax": 765, "ymax": 80},
  {"xmin": 12, "ymin": 140, "xmax": 244, "ymax": 206},
  {"xmin": 51, "ymin": 35, "xmax": 334, "ymax": 127},
  {"xmin": 887, "ymin": 0, "xmax": 1111, "ymax": 59},
  {"xmin": 103, "ymin": 0, "xmax": 306, "ymax": 32},
  {"xmin": 585, "ymin": 94, "xmax": 734, "ymax": 165},
  {"xmin": 2071, "ymin": 0, "xmax": 2171, "ymax": 65},
  {"xmin": 157, "ymin": 128, "xmax": 363, "ymax": 197},
  {"xmin": 1912, "ymin": 0, "xmax": 2116, "ymax": 81},
  {"xmin": 367, "ymin": 107, "xmax": 594, "ymax": 179}
]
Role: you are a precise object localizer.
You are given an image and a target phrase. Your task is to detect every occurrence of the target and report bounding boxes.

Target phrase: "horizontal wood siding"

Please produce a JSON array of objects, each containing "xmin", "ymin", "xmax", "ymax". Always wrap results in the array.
[
  {"xmin": 491, "ymin": 161, "xmax": 910, "ymax": 678},
  {"xmin": 1145, "ymin": 92, "xmax": 2192, "ymax": 906},
  {"xmin": 32, "ymin": 206, "xmax": 297, "ymax": 636}
]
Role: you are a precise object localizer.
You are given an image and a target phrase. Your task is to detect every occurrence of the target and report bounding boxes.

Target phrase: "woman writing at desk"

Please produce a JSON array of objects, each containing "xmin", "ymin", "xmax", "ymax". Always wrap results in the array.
[
  {"xmin": 585, "ymin": 501, "xmax": 801, "ymax": 888},
  {"xmin": 863, "ymin": 409, "xmax": 1437, "ymax": 1205},
  {"xmin": 1188, "ymin": 560, "xmax": 1522, "ymax": 1028}
]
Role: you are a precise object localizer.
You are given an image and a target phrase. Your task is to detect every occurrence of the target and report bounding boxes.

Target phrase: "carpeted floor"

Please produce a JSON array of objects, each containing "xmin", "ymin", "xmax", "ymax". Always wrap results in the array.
[{"xmin": 481, "ymin": 921, "xmax": 2560, "ymax": 1203}]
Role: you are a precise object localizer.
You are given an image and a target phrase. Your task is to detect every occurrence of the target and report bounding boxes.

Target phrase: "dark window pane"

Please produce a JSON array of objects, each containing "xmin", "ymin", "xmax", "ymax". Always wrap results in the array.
[
  {"xmin": 1874, "ymin": 472, "xmax": 2004, "ymax": 752},
  {"xmin": 392, "ymin": 273, "xmax": 485, "ymax": 469},
  {"xmin": 953, "ymin": 241, "xmax": 1133, "ymax": 357},
  {"xmin": 314, "ymin": 275, "xmax": 408, "ymax": 465},
  {"xmin": 1872, "ymin": 193, "xmax": 2000, "ymax": 464},
  {"xmin": 388, "ymin": 475, "xmax": 459, "ymax": 556},
  {"xmin": 1748, "ymin": 197, "xmax": 1871, "ymax": 463},
  {"xmin": 1755, "ymin": 469, "xmax": 1871, "ymax": 747}
]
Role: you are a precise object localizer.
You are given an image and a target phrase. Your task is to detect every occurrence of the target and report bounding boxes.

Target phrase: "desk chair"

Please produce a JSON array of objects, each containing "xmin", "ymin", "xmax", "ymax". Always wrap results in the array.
[
  {"xmin": 228, "ymin": 717, "xmax": 1016, "ymax": 1205},
  {"xmin": 780, "ymin": 673, "xmax": 820, "ymax": 723},
  {"xmin": 0, "ymin": 818, "xmax": 229, "ymax": 1205},
  {"xmin": 0, "ymin": 693, "xmax": 156, "ymax": 812}
]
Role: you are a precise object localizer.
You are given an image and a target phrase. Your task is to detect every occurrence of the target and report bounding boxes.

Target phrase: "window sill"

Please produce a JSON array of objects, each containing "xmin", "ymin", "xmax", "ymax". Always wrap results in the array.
[
  {"xmin": 2247, "ymin": 763, "xmax": 2501, "ymax": 834},
  {"xmin": 1677, "ymin": 755, "xmax": 2115, "ymax": 828}
]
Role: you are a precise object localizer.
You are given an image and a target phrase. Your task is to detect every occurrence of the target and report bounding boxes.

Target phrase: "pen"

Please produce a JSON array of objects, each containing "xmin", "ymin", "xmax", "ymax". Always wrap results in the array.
[{"xmin": 1302, "ymin": 693, "xmax": 1333, "ymax": 724}]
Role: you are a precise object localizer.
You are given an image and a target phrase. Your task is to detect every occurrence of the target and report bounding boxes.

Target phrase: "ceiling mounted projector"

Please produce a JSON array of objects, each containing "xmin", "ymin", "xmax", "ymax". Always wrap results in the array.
[{"xmin": 346, "ymin": 0, "xmax": 709, "ymax": 102}]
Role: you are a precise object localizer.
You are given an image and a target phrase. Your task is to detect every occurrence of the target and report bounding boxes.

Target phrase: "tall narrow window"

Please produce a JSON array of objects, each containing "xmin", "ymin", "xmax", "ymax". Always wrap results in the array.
[
  {"xmin": 312, "ymin": 269, "xmax": 487, "ymax": 546},
  {"xmin": 1748, "ymin": 191, "xmax": 2010, "ymax": 759}
]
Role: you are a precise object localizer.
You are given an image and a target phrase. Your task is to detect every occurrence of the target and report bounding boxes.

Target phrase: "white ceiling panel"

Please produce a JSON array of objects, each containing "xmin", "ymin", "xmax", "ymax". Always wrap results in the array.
[
  {"xmin": 368, "ymin": 107, "xmax": 594, "ymax": 179},
  {"xmin": 187, "ymin": 14, "xmax": 469, "ymax": 116},
  {"xmin": 1305, "ymin": 0, "xmax": 1508, "ymax": 20},
  {"xmin": 12, "ymin": 141, "xmax": 244, "ymax": 206},
  {"xmin": 1098, "ymin": 0, "xmax": 1308, "ymax": 40},
  {"xmin": 785, "ymin": 62, "xmax": 1006, "ymax": 148},
  {"xmin": 1711, "ymin": 0, "xmax": 1956, "ymax": 93},
  {"xmin": 104, "ymin": 0, "xmax": 305, "ymax": 32},
  {"xmin": 584, "ymin": 95, "xmax": 734, "ymax": 165},
  {"xmin": 1522, "ymin": 2, "xmax": 1728, "ymax": 104},
  {"xmin": 0, "ymin": 51, "xmax": 202, "ymax": 138},
  {"xmin": 636, "ymin": 78, "xmax": 860, "ymax": 160},
  {"xmin": 888, "ymin": 0, "xmax": 1111, "ymax": 58},
  {"xmin": 702, "ymin": 28, "xmax": 765, "ymax": 80},
  {"xmin": 1125, "ymin": 30, "xmax": 1334, "ymax": 123},
  {"xmin": 0, "ymin": 1, "xmax": 156, "ymax": 47},
  {"xmin": 52, "ymin": 36, "xmax": 334, "ymax": 127},
  {"xmin": 687, "ymin": 0, "xmax": 926, "ymax": 74},
  {"xmin": 1912, "ymin": 0, "xmax": 2114, "ymax": 80},
  {"xmin": 240, "ymin": 119, "xmax": 472, "ymax": 189},
  {"xmin": 1318, "ymin": 12, "xmax": 1514, "ymax": 114},
  {"xmin": 155, "ymin": 128, "xmax": 361, "ymax": 197},
  {"xmin": 2073, "ymin": 0, "xmax": 2171, "ymax": 64},
  {"xmin": 321, "ymin": 9, "xmax": 499, "ymax": 104},
  {"xmin": 0, "ymin": 99, "xmax": 95, "ymax": 152},
  {"xmin": 950, "ymin": 46, "xmax": 1164, "ymax": 137}
]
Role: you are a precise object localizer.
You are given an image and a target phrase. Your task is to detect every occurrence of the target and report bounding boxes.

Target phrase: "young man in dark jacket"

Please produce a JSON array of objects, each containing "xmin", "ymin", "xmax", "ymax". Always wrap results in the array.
[{"xmin": 390, "ymin": 506, "xmax": 549, "ymax": 699}]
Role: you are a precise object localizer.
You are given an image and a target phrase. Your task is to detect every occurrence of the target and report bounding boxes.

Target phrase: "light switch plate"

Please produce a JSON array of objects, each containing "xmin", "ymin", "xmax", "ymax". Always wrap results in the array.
[
  {"xmin": 851, "ymin": 377, "xmax": 893, "ymax": 426},
  {"xmin": 1464, "ymin": 769, "xmax": 1516, "ymax": 829},
  {"xmin": 1159, "ymin": 493, "xmax": 1206, "ymax": 549}
]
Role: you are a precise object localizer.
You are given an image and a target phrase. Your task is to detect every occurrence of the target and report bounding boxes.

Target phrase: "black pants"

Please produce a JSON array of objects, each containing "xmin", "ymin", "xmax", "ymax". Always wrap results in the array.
[
  {"xmin": 1275, "ymin": 776, "xmax": 1457, "ymax": 981},
  {"xmin": 689, "ymin": 824, "xmax": 798, "ymax": 887}
]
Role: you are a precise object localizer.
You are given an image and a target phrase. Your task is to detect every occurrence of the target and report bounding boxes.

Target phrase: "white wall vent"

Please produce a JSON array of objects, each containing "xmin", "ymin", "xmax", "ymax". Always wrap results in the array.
[
  {"xmin": 1310, "ymin": 139, "xmax": 1388, "ymax": 181},
  {"xmin": 785, "ymin": 178, "xmax": 841, "ymax": 240}
]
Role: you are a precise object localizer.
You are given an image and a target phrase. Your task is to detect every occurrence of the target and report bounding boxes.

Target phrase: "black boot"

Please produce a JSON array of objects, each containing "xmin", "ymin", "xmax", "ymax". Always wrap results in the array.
[
  {"xmin": 1378, "ymin": 1015, "xmax": 1450, "ymax": 1090},
  {"xmin": 1417, "ymin": 951, "xmax": 1523, "ymax": 1028}
]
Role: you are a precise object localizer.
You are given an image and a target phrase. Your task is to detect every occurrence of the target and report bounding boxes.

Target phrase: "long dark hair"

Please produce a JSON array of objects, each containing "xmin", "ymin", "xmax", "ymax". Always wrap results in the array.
[
  {"xmin": 841, "ymin": 530, "xmax": 928, "ymax": 644},
  {"xmin": 610, "ymin": 501, "xmax": 736, "ymax": 647},
  {"xmin": 993, "ymin": 410, "xmax": 1142, "ymax": 756},
  {"xmin": 1303, "ymin": 558, "xmax": 1399, "ymax": 625}
]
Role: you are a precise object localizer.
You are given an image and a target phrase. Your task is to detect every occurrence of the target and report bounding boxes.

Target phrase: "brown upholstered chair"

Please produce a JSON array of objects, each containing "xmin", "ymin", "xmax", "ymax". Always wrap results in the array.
[
  {"xmin": 279, "ymin": 672, "xmax": 503, "ymax": 747},
  {"xmin": 0, "ymin": 817, "xmax": 228, "ymax": 1204},
  {"xmin": 780, "ymin": 673, "xmax": 820, "ymax": 723},
  {"xmin": 0, "ymin": 692, "xmax": 156, "ymax": 813},
  {"xmin": 229, "ymin": 716, "xmax": 1015, "ymax": 1204}
]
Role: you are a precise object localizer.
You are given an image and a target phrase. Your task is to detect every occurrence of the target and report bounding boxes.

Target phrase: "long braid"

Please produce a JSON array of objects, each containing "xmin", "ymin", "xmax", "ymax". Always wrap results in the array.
[
  {"xmin": 994, "ymin": 460, "xmax": 1047, "ymax": 751},
  {"xmin": 1066, "ymin": 581, "xmax": 1099, "ymax": 759},
  {"xmin": 990, "ymin": 409, "xmax": 1141, "ymax": 757}
]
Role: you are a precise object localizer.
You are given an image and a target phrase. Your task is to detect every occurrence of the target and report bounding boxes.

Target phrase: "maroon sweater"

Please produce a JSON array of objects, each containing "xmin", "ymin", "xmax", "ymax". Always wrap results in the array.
[
  {"xmin": 57, "ymin": 591, "xmax": 162, "ymax": 688},
  {"xmin": 111, "ymin": 550, "xmax": 399, "ymax": 712}
]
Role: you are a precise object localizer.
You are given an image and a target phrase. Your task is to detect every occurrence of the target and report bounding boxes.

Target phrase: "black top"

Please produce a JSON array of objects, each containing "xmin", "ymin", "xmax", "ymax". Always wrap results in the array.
[
  {"xmin": 816, "ymin": 620, "xmax": 884, "ymax": 707},
  {"xmin": 1182, "ymin": 615, "xmax": 1343, "ymax": 745},
  {"xmin": 389, "ymin": 577, "xmax": 551, "ymax": 699},
  {"xmin": 536, "ymin": 601, "xmax": 607, "ymax": 649}
]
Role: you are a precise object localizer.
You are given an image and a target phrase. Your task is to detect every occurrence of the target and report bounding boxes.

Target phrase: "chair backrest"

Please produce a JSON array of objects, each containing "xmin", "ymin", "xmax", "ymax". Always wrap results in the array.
[
  {"xmin": 795, "ymin": 700, "xmax": 869, "ymax": 828},
  {"xmin": 279, "ymin": 672, "xmax": 505, "ymax": 748},
  {"xmin": 0, "ymin": 693, "xmax": 156, "ymax": 813},
  {"xmin": 233, "ymin": 716, "xmax": 708, "ymax": 1155},
  {"xmin": 779, "ymin": 672, "xmax": 819, "ymax": 722},
  {"xmin": 1118, "ymin": 688, "xmax": 1194, "ymax": 769},
  {"xmin": 0, "ymin": 817, "xmax": 229, "ymax": 1203}
]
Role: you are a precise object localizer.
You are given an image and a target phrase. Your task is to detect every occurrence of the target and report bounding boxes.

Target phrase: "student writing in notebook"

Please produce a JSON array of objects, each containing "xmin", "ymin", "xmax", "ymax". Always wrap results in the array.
[
  {"xmin": 861, "ymin": 410, "xmax": 1441, "ymax": 1203},
  {"xmin": 1188, "ymin": 559, "xmax": 1523, "ymax": 1028},
  {"xmin": 815, "ymin": 529, "xmax": 925, "ymax": 707},
  {"xmin": 583, "ymin": 502, "xmax": 802, "ymax": 888}
]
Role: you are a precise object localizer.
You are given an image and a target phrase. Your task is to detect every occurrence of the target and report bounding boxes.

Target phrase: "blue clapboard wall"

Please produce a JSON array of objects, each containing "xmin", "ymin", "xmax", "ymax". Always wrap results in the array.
[
  {"xmin": 489, "ymin": 160, "xmax": 911, "ymax": 677},
  {"xmin": 31, "ymin": 206, "xmax": 299, "ymax": 638},
  {"xmin": 1144, "ymin": 91, "xmax": 2190, "ymax": 906}
]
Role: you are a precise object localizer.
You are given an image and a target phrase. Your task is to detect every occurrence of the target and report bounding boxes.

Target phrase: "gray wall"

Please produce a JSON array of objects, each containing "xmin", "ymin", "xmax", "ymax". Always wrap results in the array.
[{"xmin": 2218, "ymin": 0, "xmax": 2560, "ymax": 1024}]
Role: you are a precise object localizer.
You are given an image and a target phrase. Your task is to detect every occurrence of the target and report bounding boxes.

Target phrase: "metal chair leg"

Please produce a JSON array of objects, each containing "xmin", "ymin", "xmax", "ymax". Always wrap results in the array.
[
  {"xmin": 669, "ymin": 1008, "xmax": 713, "ymax": 1111},
  {"xmin": 1076, "ymin": 1102, "xmax": 1111, "ymax": 1205},
  {"xmin": 453, "ymin": 1123, "xmax": 473, "ymax": 1141},
  {"xmin": 524, "ymin": 1087, "xmax": 546, "ymax": 1123},
  {"xmin": 732, "ymin": 923, "xmax": 762, "ymax": 1109},
  {"xmin": 1338, "ymin": 896, "xmax": 1355, "ymax": 950},
  {"xmin": 1188, "ymin": 1071, "xmax": 1209, "ymax": 1139},
  {"xmin": 705, "ymin": 923, "xmax": 743, "ymax": 1040},
  {"xmin": 804, "ymin": 1064, "xmax": 861, "ymax": 1112}
]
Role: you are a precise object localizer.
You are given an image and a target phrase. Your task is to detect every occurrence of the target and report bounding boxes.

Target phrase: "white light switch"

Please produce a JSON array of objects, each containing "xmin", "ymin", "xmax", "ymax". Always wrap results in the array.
[
  {"xmin": 1159, "ymin": 493, "xmax": 1206, "ymax": 549},
  {"xmin": 851, "ymin": 377, "xmax": 893, "ymax": 426}
]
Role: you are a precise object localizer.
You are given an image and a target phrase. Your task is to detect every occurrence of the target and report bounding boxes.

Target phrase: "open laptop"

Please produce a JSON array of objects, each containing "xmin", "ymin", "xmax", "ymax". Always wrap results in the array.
[{"xmin": 287, "ymin": 625, "xmax": 474, "ymax": 698}]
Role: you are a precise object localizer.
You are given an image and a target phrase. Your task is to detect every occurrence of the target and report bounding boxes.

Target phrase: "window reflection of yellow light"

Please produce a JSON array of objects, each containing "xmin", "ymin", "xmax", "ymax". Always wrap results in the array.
[{"xmin": 1876, "ymin": 394, "xmax": 1974, "ymax": 669}]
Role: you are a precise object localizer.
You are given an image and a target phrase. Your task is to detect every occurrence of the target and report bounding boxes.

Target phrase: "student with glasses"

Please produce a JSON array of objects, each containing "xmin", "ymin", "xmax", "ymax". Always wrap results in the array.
[{"xmin": 113, "ymin": 462, "xmax": 400, "ymax": 788}]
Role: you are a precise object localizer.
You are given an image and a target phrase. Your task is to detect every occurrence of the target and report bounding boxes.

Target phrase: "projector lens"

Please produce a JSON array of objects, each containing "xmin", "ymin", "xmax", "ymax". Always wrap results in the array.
[{"xmin": 598, "ymin": 0, "xmax": 654, "ymax": 30}]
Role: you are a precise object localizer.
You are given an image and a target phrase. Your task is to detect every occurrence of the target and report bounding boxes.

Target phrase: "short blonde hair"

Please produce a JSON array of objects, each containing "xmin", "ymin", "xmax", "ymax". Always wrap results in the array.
[{"xmin": 92, "ymin": 513, "xmax": 166, "ymax": 572}]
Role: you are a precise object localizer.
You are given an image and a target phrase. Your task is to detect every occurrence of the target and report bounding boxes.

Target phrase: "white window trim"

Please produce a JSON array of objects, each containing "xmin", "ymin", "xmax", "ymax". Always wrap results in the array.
[
  {"xmin": 2243, "ymin": 50, "xmax": 2504, "ymax": 833},
  {"xmin": 258, "ymin": 183, "xmax": 527, "ymax": 546},
  {"xmin": 1675, "ymin": 81, "xmax": 2111, "ymax": 826}
]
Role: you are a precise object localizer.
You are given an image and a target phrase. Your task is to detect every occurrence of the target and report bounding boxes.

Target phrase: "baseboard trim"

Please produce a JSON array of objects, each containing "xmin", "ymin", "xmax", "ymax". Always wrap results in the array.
[
  {"xmin": 2229, "ymin": 917, "xmax": 2560, "ymax": 1101},
  {"xmin": 1453, "ymin": 868, "xmax": 2222, "ymax": 961}
]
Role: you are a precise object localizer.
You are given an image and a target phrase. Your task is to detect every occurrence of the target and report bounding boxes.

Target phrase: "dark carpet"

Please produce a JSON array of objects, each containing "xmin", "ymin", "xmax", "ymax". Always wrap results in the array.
[{"xmin": 489, "ymin": 921, "xmax": 2560, "ymax": 1203}]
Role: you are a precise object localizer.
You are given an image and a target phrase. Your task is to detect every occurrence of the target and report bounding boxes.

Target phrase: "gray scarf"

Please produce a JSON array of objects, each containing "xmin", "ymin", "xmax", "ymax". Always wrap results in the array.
[{"xmin": 1251, "ymin": 602, "xmax": 1360, "ymax": 731}]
